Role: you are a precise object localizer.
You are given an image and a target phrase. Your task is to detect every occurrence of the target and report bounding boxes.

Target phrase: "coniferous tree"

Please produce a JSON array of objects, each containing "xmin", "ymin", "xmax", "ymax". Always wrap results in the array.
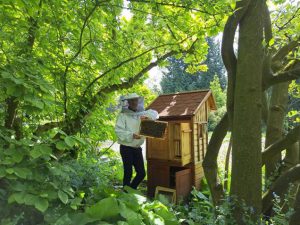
[{"xmin": 160, "ymin": 37, "xmax": 226, "ymax": 94}]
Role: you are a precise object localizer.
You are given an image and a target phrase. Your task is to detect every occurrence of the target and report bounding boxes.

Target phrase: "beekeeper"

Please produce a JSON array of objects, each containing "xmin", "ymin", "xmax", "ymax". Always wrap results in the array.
[{"xmin": 115, "ymin": 93, "xmax": 158, "ymax": 190}]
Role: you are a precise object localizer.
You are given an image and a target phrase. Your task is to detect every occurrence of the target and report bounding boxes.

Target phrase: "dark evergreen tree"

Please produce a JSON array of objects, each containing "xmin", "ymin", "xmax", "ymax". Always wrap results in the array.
[{"xmin": 160, "ymin": 37, "xmax": 226, "ymax": 94}]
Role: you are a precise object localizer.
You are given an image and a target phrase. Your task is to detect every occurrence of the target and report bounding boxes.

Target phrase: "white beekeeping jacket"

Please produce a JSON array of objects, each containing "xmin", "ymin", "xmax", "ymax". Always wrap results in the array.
[{"xmin": 115, "ymin": 109, "xmax": 159, "ymax": 148}]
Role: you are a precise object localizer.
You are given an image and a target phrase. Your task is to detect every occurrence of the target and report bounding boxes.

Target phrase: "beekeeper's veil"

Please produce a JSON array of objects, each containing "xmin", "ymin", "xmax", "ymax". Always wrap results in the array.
[{"xmin": 120, "ymin": 93, "xmax": 144, "ymax": 112}]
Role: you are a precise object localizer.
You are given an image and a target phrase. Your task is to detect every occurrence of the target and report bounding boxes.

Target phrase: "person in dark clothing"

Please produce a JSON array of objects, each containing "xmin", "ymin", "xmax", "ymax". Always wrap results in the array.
[{"xmin": 115, "ymin": 93, "xmax": 158, "ymax": 189}]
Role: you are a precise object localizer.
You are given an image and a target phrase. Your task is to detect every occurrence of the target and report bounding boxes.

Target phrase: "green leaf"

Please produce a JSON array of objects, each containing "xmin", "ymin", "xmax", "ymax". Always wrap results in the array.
[
  {"xmin": 34, "ymin": 198, "xmax": 49, "ymax": 212},
  {"xmin": 64, "ymin": 136, "xmax": 76, "ymax": 147},
  {"xmin": 70, "ymin": 197, "xmax": 82, "ymax": 210},
  {"xmin": 54, "ymin": 214, "xmax": 72, "ymax": 225},
  {"xmin": 8, "ymin": 192, "xmax": 26, "ymax": 204},
  {"xmin": 24, "ymin": 95, "xmax": 45, "ymax": 109},
  {"xmin": 0, "ymin": 168, "xmax": 6, "ymax": 178},
  {"xmin": 31, "ymin": 144, "xmax": 52, "ymax": 159},
  {"xmin": 269, "ymin": 38, "xmax": 275, "ymax": 46},
  {"xmin": 69, "ymin": 213, "xmax": 98, "ymax": 225},
  {"xmin": 58, "ymin": 190, "xmax": 68, "ymax": 204},
  {"xmin": 119, "ymin": 202, "xmax": 143, "ymax": 225},
  {"xmin": 30, "ymin": 148, "xmax": 42, "ymax": 159},
  {"xmin": 86, "ymin": 197, "xmax": 120, "ymax": 220},
  {"xmin": 6, "ymin": 168, "xmax": 14, "ymax": 174},
  {"xmin": 14, "ymin": 168, "xmax": 32, "ymax": 179},
  {"xmin": 56, "ymin": 141, "xmax": 68, "ymax": 150},
  {"xmin": 117, "ymin": 222, "xmax": 129, "ymax": 225},
  {"xmin": 24, "ymin": 193, "xmax": 38, "ymax": 205}
]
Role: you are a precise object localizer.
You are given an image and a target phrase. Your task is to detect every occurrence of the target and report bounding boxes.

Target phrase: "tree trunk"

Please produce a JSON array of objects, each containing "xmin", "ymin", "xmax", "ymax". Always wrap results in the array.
[
  {"xmin": 230, "ymin": 0, "xmax": 264, "ymax": 221},
  {"xmin": 4, "ymin": 97, "xmax": 19, "ymax": 129},
  {"xmin": 284, "ymin": 142, "xmax": 300, "ymax": 171},
  {"xmin": 265, "ymin": 82, "xmax": 289, "ymax": 181},
  {"xmin": 203, "ymin": 113, "xmax": 228, "ymax": 205},
  {"xmin": 289, "ymin": 186, "xmax": 300, "ymax": 225},
  {"xmin": 281, "ymin": 142, "xmax": 300, "ymax": 213}
]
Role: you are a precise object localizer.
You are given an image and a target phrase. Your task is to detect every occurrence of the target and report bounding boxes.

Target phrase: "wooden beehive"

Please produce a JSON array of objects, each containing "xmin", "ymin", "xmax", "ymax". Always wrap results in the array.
[{"xmin": 145, "ymin": 90, "xmax": 217, "ymax": 201}]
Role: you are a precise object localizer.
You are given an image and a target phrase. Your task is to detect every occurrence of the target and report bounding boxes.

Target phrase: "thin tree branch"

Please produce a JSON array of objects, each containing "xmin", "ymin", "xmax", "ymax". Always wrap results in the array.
[
  {"xmin": 62, "ymin": 2, "xmax": 100, "ymax": 119},
  {"xmin": 65, "ymin": 40, "xmax": 198, "ymax": 135},
  {"xmin": 263, "ymin": 0, "xmax": 272, "ymax": 45},
  {"xmin": 272, "ymin": 40, "xmax": 300, "ymax": 65},
  {"xmin": 129, "ymin": 0, "xmax": 222, "ymax": 15},
  {"xmin": 34, "ymin": 121, "xmax": 64, "ymax": 135},
  {"xmin": 262, "ymin": 164, "xmax": 300, "ymax": 214},
  {"xmin": 224, "ymin": 132, "xmax": 232, "ymax": 191},
  {"xmin": 203, "ymin": 113, "xmax": 228, "ymax": 205},
  {"xmin": 82, "ymin": 39, "xmax": 188, "ymax": 97},
  {"xmin": 275, "ymin": 7, "xmax": 300, "ymax": 32},
  {"xmin": 268, "ymin": 62, "xmax": 300, "ymax": 87},
  {"xmin": 262, "ymin": 125, "xmax": 300, "ymax": 165}
]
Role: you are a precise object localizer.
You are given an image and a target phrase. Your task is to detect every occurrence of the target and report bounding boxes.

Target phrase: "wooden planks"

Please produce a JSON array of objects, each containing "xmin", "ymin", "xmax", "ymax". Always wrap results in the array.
[
  {"xmin": 147, "ymin": 160, "xmax": 170, "ymax": 197},
  {"xmin": 147, "ymin": 122, "xmax": 192, "ymax": 166},
  {"xmin": 175, "ymin": 168, "xmax": 192, "ymax": 202}
]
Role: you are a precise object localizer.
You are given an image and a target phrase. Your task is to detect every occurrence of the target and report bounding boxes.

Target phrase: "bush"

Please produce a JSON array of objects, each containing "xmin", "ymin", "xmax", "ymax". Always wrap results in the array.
[
  {"xmin": 0, "ymin": 131, "xmax": 178, "ymax": 225},
  {"xmin": 208, "ymin": 106, "xmax": 226, "ymax": 132}
]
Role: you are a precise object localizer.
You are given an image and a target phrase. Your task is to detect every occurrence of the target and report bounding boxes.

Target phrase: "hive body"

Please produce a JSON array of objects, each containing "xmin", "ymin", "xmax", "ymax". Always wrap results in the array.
[{"xmin": 146, "ymin": 90, "xmax": 217, "ymax": 202}]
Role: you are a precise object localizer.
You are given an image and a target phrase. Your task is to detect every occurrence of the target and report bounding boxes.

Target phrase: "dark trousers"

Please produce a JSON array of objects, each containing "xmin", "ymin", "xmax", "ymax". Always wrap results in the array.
[{"xmin": 120, "ymin": 145, "xmax": 146, "ymax": 189}]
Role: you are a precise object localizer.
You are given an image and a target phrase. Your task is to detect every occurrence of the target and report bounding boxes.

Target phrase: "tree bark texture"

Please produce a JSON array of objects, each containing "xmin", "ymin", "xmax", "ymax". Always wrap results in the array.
[{"xmin": 230, "ymin": 0, "xmax": 264, "ymax": 220}]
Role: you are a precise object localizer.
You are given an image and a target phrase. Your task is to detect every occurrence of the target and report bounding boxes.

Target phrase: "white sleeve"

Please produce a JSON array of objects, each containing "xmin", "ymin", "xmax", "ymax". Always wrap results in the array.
[
  {"xmin": 115, "ymin": 114, "xmax": 133, "ymax": 142},
  {"xmin": 144, "ymin": 109, "xmax": 159, "ymax": 120}
]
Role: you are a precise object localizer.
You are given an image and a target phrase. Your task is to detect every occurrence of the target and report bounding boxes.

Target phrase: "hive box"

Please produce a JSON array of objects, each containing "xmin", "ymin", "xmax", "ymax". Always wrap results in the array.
[{"xmin": 139, "ymin": 120, "xmax": 168, "ymax": 139}]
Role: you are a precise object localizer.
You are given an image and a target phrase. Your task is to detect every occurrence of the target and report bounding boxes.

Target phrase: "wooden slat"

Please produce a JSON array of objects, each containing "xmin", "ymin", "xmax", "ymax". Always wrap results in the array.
[{"xmin": 176, "ymin": 168, "xmax": 192, "ymax": 202}]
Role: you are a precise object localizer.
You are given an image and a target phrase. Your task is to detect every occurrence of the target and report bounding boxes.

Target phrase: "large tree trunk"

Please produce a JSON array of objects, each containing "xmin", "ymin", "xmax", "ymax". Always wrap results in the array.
[
  {"xmin": 265, "ymin": 82, "xmax": 289, "ymax": 181},
  {"xmin": 230, "ymin": 0, "xmax": 264, "ymax": 221}
]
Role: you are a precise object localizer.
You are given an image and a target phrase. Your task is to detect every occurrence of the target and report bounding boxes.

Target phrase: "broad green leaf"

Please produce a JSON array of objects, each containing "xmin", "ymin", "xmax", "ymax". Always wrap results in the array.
[
  {"xmin": 24, "ymin": 193, "xmax": 38, "ymax": 205},
  {"xmin": 269, "ymin": 38, "xmax": 275, "ymax": 46},
  {"xmin": 58, "ymin": 190, "xmax": 68, "ymax": 204},
  {"xmin": 13, "ymin": 168, "xmax": 32, "ymax": 179},
  {"xmin": 69, "ymin": 213, "xmax": 98, "ymax": 225},
  {"xmin": 56, "ymin": 141, "xmax": 68, "ymax": 151},
  {"xmin": 54, "ymin": 214, "xmax": 72, "ymax": 225},
  {"xmin": 119, "ymin": 202, "xmax": 143, "ymax": 225},
  {"xmin": 64, "ymin": 136, "xmax": 76, "ymax": 147},
  {"xmin": 34, "ymin": 198, "xmax": 49, "ymax": 212},
  {"xmin": 8, "ymin": 192, "xmax": 26, "ymax": 204},
  {"xmin": 6, "ymin": 168, "xmax": 14, "ymax": 174},
  {"xmin": 0, "ymin": 168, "xmax": 6, "ymax": 178},
  {"xmin": 86, "ymin": 197, "xmax": 120, "ymax": 220},
  {"xmin": 31, "ymin": 145, "xmax": 52, "ymax": 159},
  {"xmin": 117, "ymin": 222, "xmax": 129, "ymax": 225}
]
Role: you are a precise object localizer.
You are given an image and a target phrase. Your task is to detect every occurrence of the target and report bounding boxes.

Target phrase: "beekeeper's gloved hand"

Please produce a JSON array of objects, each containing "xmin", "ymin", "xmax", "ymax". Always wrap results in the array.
[{"xmin": 140, "ymin": 109, "xmax": 159, "ymax": 120}]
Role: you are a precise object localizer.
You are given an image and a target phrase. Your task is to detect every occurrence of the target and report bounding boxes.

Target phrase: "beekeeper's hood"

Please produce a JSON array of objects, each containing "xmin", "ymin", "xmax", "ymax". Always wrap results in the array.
[
  {"xmin": 121, "ymin": 93, "xmax": 141, "ymax": 100},
  {"xmin": 120, "ymin": 93, "xmax": 144, "ymax": 113}
]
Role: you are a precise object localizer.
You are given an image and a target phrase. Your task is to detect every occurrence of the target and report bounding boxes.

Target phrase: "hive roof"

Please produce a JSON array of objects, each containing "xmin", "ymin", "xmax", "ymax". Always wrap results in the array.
[{"xmin": 147, "ymin": 89, "xmax": 217, "ymax": 119}]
